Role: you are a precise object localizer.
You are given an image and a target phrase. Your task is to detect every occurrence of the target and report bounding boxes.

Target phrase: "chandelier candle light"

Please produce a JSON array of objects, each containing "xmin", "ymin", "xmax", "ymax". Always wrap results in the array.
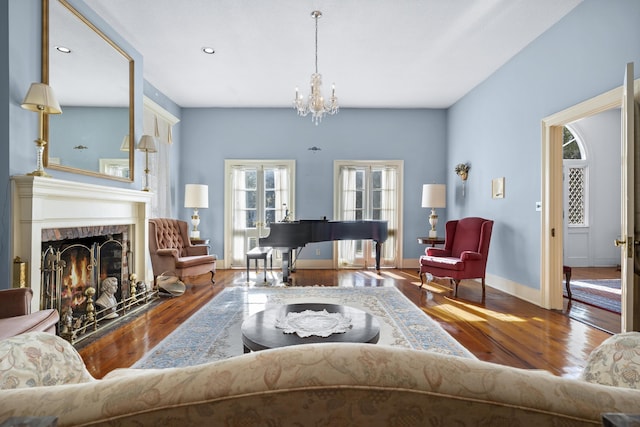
[
  {"xmin": 21, "ymin": 83, "xmax": 63, "ymax": 177},
  {"xmin": 293, "ymin": 10, "xmax": 338, "ymax": 125},
  {"xmin": 184, "ymin": 184, "xmax": 209, "ymax": 239},
  {"xmin": 421, "ymin": 184, "xmax": 446, "ymax": 238}
]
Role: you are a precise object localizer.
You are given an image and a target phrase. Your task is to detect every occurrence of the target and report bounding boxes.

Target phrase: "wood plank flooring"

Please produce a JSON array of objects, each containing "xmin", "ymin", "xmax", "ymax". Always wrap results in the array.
[{"xmin": 78, "ymin": 268, "xmax": 616, "ymax": 380}]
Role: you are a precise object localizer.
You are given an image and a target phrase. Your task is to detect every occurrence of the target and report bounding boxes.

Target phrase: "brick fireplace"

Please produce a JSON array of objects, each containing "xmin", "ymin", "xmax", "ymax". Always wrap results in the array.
[{"xmin": 11, "ymin": 176, "xmax": 152, "ymax": 314}]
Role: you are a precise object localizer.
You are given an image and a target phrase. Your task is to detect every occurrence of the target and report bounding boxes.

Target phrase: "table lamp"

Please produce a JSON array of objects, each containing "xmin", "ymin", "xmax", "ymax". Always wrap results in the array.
[
  {"xmin": 137, "ymin": 135, "xmax": 158, "ymax": 191},
  {"xmin": 421, "ymin": 184, "xmax": 446, "ymax": 238},
  {"xmin": 185, "ymin": 184, "xmax": 209, "ymax": 238},
  {"xmin": 21, "ymin": 82, "xmax": 62, "ymax": 177}
]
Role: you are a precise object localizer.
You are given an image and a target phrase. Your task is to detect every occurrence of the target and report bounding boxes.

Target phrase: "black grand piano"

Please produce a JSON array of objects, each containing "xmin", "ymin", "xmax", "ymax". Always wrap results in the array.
[{"xmin": 258, "ymin": 219, "xmax": 388, "ymax": 282}]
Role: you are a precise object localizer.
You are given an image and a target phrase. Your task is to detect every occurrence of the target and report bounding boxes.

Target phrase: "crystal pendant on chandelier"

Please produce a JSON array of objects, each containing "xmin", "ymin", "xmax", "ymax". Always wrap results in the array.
[{"xmin": 293, "ymin": 10, "xmax": 339, "ymax": 125}]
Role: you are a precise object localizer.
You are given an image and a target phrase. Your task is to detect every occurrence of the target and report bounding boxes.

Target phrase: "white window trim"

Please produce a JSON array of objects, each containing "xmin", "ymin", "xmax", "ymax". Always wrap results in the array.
[
  {"xmin": 332, "ymin": 160, "xmax": 404, "ymax": 269},
  {"xmin": 223, "ymin": 159, "xmax": 296, "ymax": 269}
]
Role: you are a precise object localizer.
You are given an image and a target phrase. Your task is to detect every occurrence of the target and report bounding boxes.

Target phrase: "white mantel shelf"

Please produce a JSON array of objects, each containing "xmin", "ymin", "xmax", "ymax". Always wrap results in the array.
[{"xmin": 11, "ymin": 176, "xmax": 152, "ymax": 312}]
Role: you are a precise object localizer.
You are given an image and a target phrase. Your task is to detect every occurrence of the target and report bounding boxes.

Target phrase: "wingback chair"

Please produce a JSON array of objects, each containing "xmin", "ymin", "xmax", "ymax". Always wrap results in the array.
[
  {"xmin": 420, "ymin": 217, "xmax": 494, "ymax": 297},
  {"xmin": 148, "ymin": 218, "xmax": 217, "ymax": 285}
]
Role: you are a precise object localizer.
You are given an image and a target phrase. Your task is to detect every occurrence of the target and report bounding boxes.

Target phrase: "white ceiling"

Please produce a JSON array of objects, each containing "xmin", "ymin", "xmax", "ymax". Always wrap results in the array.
[{"xmin": 81, "ymin": 0, "xmax": 583, "ymax": 109}]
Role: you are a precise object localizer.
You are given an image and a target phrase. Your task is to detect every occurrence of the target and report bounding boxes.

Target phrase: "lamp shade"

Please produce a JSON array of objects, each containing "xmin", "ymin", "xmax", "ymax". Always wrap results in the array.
[
  {"xmin": 21, "ymin": 83, "xmax": 62, "ymax": 114},
  {"xmin": 137, "ymin": 135, "xmax": 158, "ymax": 153},
  {"xmin": 421, "ymin": 184, "xmax": 446, "ymax": 208},
  {"xmin": 120, "ymin": 135, "xmax": 130, "ymax": 152},
  {"xmin": 185, "ymin": 184, "xmax": 209, "ymax": 209}
]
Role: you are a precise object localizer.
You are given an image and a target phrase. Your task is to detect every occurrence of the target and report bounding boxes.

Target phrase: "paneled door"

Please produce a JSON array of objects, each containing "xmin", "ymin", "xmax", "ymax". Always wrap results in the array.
[
  {"xmin": 224, "ymin": 160, "xmax": 295, "ymax": 269},
  {"xmin": 618, "ymin": 63, "xmax": 639, "ymax": 331}
]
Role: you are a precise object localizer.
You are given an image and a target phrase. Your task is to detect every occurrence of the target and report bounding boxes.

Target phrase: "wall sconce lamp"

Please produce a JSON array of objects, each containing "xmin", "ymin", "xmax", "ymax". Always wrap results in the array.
[
  {"xmin": 184, "ymin": 184, "xmax": 209, "ymax": 238},
  {"xmin": 120, "ymin": 135, "xmax": 130, "ymax": 152},
  {"xmin": 421, "ymin": 184, "xmax": 446, "ymax": 238},
  {"xmin": 455, "ymin": 163, "xmax": 470, "ymax": 196},
  {"xmin": 21, "ymin": 83, "xmax": 62, "ymax": 177},
  {"xmin": 137, "ymin": 135, "xmax": 158, "ymax": 191}
]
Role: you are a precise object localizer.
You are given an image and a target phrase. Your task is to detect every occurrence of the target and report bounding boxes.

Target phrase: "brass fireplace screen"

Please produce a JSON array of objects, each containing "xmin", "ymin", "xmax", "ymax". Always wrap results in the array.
[{"xmin": 40, "ymin": 229, "xmax": 156, "ymax": 344}]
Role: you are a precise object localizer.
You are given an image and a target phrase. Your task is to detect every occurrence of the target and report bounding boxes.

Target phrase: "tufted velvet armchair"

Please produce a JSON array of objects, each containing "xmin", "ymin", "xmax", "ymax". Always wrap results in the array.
[
  {"xmin": 148, "ymin": 218, "xmax": 217, "ymax": 285},
  {"xmin": 419, "ymin": 217, "xmax": 493, "ymax": 297}
]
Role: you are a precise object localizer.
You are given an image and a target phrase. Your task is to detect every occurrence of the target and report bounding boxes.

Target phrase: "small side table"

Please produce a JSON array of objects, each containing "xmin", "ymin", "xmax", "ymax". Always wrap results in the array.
[
  {"xmin": 190, "ymin": 238, "xmax": 209, "ymax": 246},
  {"xmin": 417, "ymin": 237, "xmax": 445, "ymax": 247},
  {"xmin": 190, "ymin": 238, "xmax": 210, "ymax": 255}
]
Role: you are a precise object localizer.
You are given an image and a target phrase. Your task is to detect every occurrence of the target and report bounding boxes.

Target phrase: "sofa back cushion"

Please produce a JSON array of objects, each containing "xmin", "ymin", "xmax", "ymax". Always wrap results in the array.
[{"xmin": 0, "ymin": 332, "xmax": 94, "ymax": 389}]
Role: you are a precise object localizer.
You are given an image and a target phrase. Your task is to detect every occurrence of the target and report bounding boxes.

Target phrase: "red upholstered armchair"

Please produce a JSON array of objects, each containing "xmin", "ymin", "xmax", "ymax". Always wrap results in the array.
[
  {"xmin": 148, "ymin": 218, "xmax": 217, "ymax": 285},
  {"xmin": 419, "ymin": 217, "xmax": 494, "ymax": 297}
]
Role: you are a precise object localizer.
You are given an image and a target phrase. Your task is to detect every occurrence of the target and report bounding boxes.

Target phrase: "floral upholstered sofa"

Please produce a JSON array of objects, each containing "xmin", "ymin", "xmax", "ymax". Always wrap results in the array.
[{"xmin": 0, "ymin": 331, "xmax": 639, "ymax": 426}]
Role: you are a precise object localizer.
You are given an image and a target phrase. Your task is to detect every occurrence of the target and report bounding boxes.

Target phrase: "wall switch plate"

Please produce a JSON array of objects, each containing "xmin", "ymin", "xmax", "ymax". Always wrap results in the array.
[
  {"xmin": 316, "ymin": 249, "xmax": 321, "ymax": 255},
  {"xmin": 536, "ymin": 201, "xmax": 542, "ymax": 211}
]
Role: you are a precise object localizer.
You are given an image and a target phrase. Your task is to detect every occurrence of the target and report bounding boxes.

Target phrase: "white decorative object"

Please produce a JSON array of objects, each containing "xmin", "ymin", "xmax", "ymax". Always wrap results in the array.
[{"xmin": 276, "ymin": 309, "xmax": 352, "ymax": 337}]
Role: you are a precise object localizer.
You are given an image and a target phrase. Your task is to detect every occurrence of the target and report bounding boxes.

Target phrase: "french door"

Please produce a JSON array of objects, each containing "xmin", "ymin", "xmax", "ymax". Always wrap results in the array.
[
  {"xmin": 224, "ymin": 160, "xmax": 295, "ymax": 268},
  {"xmin": 334, "ymin": 160, "xmax": 402, "ymax": 269}
]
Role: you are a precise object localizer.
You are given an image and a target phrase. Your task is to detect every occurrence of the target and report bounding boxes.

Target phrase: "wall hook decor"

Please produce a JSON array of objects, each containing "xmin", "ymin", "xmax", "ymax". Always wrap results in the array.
[{"xmin": 455, "ymin": 163, "xmax": 470, "ymax": 196}]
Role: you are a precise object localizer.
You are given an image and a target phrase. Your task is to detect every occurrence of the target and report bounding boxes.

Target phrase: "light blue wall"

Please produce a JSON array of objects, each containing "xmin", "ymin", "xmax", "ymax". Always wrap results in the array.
[
  {"xmin": 4, "ymin": 0, "xmax": 640, "ymax": 293},
  {"xmin": 1, "ymin": 2, "xmax": 10, "ymax": 285},
  {"xmin": 448, "ymin": 0, "xmax": 640, "ymax": 290},
  {"xmin": 50, "ymin": 107, "xmax": 129, "ymax": 171},
  {"xmin": 179, "ymin": 108, "xmax": 447, "ymax": 260}
]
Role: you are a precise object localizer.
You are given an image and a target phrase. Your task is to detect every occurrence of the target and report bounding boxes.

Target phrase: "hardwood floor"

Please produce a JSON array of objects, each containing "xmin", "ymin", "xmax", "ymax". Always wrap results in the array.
[
  {"xmin": 78, "ymin": 268, "xmax": 616, "ymax": 380},
  {"xmin": 566, "ymin": 266, "xmax": 621, "ymax": 334}
]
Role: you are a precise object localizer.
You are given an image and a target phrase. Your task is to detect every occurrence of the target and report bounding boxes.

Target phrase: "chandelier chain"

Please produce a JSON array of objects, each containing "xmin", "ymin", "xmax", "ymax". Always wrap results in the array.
[{"xmin": 314, "ymin": 14, "xmax": 319, "ymax": 74}]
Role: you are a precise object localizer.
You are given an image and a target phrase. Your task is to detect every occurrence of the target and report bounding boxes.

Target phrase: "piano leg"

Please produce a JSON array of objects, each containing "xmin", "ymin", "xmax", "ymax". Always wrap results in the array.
[
  {"xmin": 375, "ymin": 241, "xmax": 382, "ymax": 273},
  {"xmin": 281, "ymin": 249, "xmax": 292, "ymax": 283}
]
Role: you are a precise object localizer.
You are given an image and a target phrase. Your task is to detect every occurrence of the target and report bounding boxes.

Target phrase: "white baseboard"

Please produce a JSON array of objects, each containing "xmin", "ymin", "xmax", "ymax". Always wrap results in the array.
[
  {"xmin": 403, "ymin": 259, "xmax": 542, "ymax": 307},
  {"xmin": 484, "ymin": 273, "xmax": 541, "ymax": 306}
]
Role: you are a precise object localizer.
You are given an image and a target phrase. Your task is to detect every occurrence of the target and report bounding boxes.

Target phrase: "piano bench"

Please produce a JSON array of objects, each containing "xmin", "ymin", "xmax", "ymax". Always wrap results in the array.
[{"xmin": 247, "ymin": 247, "xmax": 273, "ymax": 283}]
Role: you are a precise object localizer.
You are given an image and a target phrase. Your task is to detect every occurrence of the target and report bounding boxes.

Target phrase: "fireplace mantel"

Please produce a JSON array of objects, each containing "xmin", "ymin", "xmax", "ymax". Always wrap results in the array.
[{"xmin": 11, "ymin": 176, "xmax": 152, "ymax": 312}]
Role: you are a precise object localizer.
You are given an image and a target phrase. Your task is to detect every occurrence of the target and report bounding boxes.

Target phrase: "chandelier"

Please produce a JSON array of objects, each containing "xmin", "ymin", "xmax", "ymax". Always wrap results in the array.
[{"xmin": 293, "ymin": 10, "xmax": 338, "ymax": 125}]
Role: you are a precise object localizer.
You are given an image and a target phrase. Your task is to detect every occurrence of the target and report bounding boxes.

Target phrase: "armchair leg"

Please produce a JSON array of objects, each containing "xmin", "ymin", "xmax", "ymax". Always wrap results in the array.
[
  {"xmin": 209, "ymin": 271, "xmax": 215, "ymax": 284},
  {"xmin": 481, "ymin": 278, "xmax": 486, "ymax": 298},
  {"xmin": 452, "ymin": 279, "xmax": 459, "ymax": 297},
  {"xmin": 420, "ymin": 272, "xmax": 424, "ymax": 285}
]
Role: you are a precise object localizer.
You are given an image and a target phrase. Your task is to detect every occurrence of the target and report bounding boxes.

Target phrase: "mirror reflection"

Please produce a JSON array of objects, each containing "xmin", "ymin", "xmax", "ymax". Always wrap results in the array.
[{"xmin": 44, "ymin": 0, "xmax": 134, "ymax": 181}]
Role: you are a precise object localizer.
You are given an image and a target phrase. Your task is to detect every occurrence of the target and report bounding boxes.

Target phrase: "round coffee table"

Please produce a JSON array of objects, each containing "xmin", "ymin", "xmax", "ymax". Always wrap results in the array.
[{"xmin": 241, "ymin": 303, "xmax": 380, "ymax": 352}]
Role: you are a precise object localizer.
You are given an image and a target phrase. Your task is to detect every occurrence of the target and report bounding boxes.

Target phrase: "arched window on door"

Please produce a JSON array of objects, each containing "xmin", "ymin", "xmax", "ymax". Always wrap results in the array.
[{"xmin": 563, "ymin": 126, "xmax": 588, "ymax": 227}]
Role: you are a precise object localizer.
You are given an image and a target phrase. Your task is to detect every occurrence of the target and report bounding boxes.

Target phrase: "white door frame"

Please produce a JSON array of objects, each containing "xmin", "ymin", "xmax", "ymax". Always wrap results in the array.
[{"xmin": 541, "ymin": 78, "xmax": 639, "ymax": 310}]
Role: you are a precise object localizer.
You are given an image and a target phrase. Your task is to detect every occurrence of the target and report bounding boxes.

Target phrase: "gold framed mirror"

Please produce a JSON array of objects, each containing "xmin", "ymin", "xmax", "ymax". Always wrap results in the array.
[{"xmin": 42, "ymin": 0, "xmax": 134, "ymax": 181}]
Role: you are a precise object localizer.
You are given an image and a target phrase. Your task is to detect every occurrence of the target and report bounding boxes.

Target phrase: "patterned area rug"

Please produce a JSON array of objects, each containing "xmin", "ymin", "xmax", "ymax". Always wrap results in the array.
[
  {"xmin": 133, "ymin": 286, "xmax": 474, "ymax": 369},
  {"xmin": 564, "ymin": 279, "xmax": 621, "ymax": 314}
]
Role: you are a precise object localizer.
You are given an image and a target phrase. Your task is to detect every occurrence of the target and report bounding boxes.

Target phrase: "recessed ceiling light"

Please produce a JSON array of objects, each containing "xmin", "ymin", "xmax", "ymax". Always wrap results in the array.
[
  {"xmin": 55, "ymin": 45, "xmax": 71, "ymax": 53},
  {"xmin": 202, "ymin": 47, "xmax": 215, "ymax": 55}
]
